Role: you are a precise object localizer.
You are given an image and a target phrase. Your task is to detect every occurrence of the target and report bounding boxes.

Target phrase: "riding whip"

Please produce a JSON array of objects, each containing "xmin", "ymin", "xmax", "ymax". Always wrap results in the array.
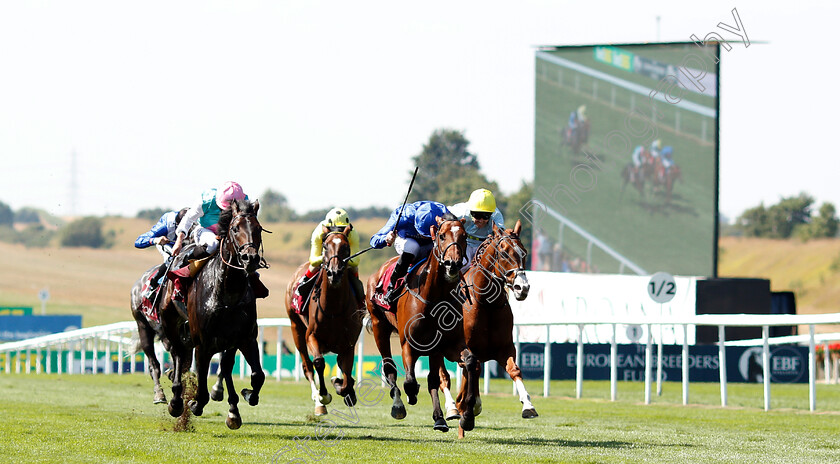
[{"xmin": 344, "ymin": 166, "xmax": 419, "ymax": 264}]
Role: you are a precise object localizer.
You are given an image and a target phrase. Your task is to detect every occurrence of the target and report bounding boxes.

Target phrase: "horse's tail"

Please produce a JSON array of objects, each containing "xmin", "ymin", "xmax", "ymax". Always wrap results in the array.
[
  {"xmin": 129, "ymin": 332, "xmax": 143, "ymax": 356},
  {"xmin": 363, "ymin": 314, "xmax": 373, "ymax": 335}
]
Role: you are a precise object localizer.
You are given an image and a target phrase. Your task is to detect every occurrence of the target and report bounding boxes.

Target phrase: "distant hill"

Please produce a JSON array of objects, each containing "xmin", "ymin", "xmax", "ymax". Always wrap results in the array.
[{"xmin": 718, "ymin": 236, "xmax": 840, "ymax": 315}]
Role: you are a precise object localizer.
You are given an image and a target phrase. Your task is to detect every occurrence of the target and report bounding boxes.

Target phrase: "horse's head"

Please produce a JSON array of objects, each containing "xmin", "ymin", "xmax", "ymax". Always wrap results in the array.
[
  {"xmin": 487, "ymin": 219, "xmax": 530, "ymax": 301},
  {"xmin": 219, "ymin": 199, "xmax": 266, "ymax": 275},
  {"xmin": 431, "ymin": 214, "xmax": 467, "ymax": 283},
  {"xmin": 321, "ymin": 224, "xmax": 352, "ymax": 287}
]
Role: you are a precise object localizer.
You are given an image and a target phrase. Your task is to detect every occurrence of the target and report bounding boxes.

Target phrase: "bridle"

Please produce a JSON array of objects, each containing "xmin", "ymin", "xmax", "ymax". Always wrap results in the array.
[
  {"xmin": 219, "ymin": 212, "xmax": 270, "ymax": 272},
  {"xmin": 432, "ymin": 221, "xmax": 466, "ymax": 271},
  {"xmin": 321, "ymin": 230, "xmax": 350, "ymax": 278},
  {"xmin": 473, "ymin": 231, "xmax": 526, "ymax": 290}
]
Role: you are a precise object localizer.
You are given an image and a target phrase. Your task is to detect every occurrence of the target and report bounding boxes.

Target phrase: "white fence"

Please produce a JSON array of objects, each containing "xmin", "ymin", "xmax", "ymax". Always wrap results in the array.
[{"xmin": 2, "ymin": 314, "xmax": 840, "ymax": 412}]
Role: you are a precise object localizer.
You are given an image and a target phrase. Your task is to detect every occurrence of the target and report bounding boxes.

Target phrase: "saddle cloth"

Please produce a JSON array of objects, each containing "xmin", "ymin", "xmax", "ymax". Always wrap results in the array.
[
  {"xmin": 139, "ymin": 280, "xmax": 160, "ymax": 324},
  {"xmin": 372, "ymin": 257, "xmax": 427, "ymax": 312}
]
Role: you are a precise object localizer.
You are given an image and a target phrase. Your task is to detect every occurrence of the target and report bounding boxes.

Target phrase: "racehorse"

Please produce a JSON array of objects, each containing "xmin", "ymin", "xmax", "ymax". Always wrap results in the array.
[
  {"xmin": 178, "ymin": 199, "xmax": 269, "ymax": 429},
  {"xmin": 130, "ymin": 263, "xmax": 192, "ymax": 405},
  {"xmin": 366, "ymin": 215, "xmax": 478, "ymax": 436},
  {"xmin": 285, "ymin": 225, "xmax": 363, "ymax": 416},
  {"xmin": 620, "ymin": 161, "xmax": 653, "ymax": 200},
  {"xmin": 663, "ymin": 164, "xmax": 682, "ymax": 203},
  {"xmin": 437, "ymin": 220, "xmax": 537, "ymax": 421}
]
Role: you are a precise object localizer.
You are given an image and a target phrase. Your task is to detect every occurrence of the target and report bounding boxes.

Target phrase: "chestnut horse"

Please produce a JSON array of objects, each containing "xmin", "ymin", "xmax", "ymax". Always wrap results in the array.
[
  {"xmin": 179, "ymin": 199, "xmax": 268, "ymax": 430},
  {"xmin": 366, "ymin": 215, "xmax": 479, "ymax": 435},
  {"xmin": 285, "ymin": 225, "xmax": 363, "ymax": 416},
  {"xmin": 438, "ymin": 219, "xmax": 538, "ymax": 420}
]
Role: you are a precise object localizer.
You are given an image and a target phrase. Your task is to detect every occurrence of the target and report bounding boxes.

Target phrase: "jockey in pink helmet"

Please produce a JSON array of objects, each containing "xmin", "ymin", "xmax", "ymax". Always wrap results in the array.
[{"xmin": 169, "ymin": 181, "xmax": 268, "ymax": 300}]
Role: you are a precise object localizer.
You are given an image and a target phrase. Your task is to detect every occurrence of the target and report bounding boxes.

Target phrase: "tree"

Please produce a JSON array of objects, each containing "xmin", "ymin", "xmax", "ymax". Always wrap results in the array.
[
  {"xmin": 801, "ymin": 202, "xmax": 839, "ymax": 239},
  {"xmin": 410, "ymin": 129, "xmax": 481, "ymax": 202},
  {"xmin": 736, "ymin": 193, "xmax": 815, "ymax": 239},
  {"xmin": 259, "ymin": 189, "xmax": 296, "ymax": 222},
  {"xmin": 502, "ymin": 181, "xmax": 534, "ymax": 268},
  {"xmin": 14, "ymin": 207, "xmax": 42, "ymax": 224},
  {"xmin": 60, "ymin": 217, "xmax": 112, "ymax": 248},
  {"xmin": 0, "ymin": 201, "xmax": 12, "ymax": 227},
  {"xmin": 736, "ymin": 204, "xmax": 771, "ymax": 237}
]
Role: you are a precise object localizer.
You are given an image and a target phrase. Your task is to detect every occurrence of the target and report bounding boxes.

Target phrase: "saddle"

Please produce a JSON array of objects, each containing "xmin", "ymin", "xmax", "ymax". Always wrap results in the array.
[
  {"xmin": 372, "ymin": 258, "xmax": 427, "ymax": 312},
  {"xmin": 167, "ymin": 252, "xmax": 215, "ymax": 303}
]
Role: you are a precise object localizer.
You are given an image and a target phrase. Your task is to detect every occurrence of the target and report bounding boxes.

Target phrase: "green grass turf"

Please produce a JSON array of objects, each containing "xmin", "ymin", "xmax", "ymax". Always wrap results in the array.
[
  {"xmin": 2, "ymin": 374, "xmax": 839, "ymax": 463},
  {"xmin": 534, "ymin": 47, "xmax": 717, "ymax": 275}
]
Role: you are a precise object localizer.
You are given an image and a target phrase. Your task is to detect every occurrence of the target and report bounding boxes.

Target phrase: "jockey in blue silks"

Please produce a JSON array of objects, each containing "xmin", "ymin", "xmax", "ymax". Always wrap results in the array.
[
  {"xmin": 135, "ymin": 208, "xmax": 188, "ymax": 299},
  {"xmin": 370, "ymin": 201, "xmax": 452, "ymax": 303}
]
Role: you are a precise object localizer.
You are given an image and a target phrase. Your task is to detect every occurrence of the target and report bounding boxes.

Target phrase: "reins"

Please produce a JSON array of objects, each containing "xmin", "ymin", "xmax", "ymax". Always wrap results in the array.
[{"xmin": 220, "ymin": 212, "xmax": 270, "ymax": 272}]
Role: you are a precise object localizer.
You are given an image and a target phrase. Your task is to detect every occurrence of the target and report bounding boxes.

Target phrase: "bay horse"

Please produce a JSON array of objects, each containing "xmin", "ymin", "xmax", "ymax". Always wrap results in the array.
[
  {"xmin": 438, "ymin": 219, "xmax": 538, "ymax": 421},
  {"xmin": 177, "ymin": 199, "xmax": 268, "ymax": 430},
  {"xmin": 285, "ymin": 224, "xmax": 363, "ymax": 416},
  {"xmin": 366, "ymin": 215, "xmax": 478, "ymax": 436}
]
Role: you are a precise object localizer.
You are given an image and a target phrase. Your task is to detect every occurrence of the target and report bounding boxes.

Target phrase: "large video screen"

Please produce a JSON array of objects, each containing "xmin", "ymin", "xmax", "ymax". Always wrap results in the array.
[{"xmin": 531, "ymin": 43, "xmax": 720, "ymax": 277}]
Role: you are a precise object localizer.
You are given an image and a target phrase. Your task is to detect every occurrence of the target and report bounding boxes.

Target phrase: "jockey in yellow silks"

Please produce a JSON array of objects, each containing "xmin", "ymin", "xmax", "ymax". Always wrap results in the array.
[
  {"xmin": 448, "ymin": 188, "xmax": 505, "ymax": 268},
  {"xmin": 293, "ymin": 208, "xmax": 366, "ymax": 309}
]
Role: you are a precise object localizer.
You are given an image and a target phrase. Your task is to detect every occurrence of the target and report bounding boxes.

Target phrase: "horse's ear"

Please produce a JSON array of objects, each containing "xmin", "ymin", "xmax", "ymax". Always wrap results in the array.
[
  {"xmin": 231, "ymin": 200, "xmax": 241, "ymax": 214},
  {"xmin": 492, "ymin": 222, "xmax": 501, "ymax": 236},
  {"xmin": 460, "ymin": 218, "xmax": 466, "ymax": 226},
  {"xmin": 253, "ymin": 199, "xmax": 260, "ymax": 215},
  {"xmin": 321, "ymin": 225, "xmax": 329, "ymax": 236},
  {"xmin": 435, "ymin": 215, "xmax": 443, "ymax": 226},
  {"xmin": 430, "ymin": 224, "xmax": 437, "ymax": 238},
  {"xmin": 343, "ymin": 224, "xmax": 352, "ymax": 235},
  {"xmin": 513, "ymin": 219, "xmax": 522, "ymax": 236}
]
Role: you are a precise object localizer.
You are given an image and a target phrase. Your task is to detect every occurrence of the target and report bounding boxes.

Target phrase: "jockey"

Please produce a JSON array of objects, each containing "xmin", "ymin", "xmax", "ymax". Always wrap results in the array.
[
  {"xmin": 448, "ymin": 188, "xmax": 504, "ymax": 267},
  {"xmin": 292, "ymin": 208, "xmax": 366, "ymax": 310},
  {"xmin": 135, "ymin": 208, "xmax": 188, "ymax": 299},
  {"xmin": 170, "ymin": 181, "xmax": 268, "ymax": 299},
  {"xmin": 567, "ymin": 110, "xmax": 578, "ymax": 132},
  {"xmin": 576, "ymin": 105, "xmax": 587, "ymax": 125},
  {"xmin": 650, "ymin": 139, "xmax": 662, "ymax": 160},
  {"xmin": 631, "ymin": 145, "xmax": 644, "ymax": 170},
  {"xmin": 370, "ymin": 200, "xmax": 452, "ymax": 303},
  {"xmin": 661, "ymin": 146, "xmax": 674, "ymax": 176}
]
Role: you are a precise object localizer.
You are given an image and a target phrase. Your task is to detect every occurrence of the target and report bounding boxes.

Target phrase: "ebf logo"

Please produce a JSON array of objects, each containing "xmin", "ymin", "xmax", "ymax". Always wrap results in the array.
[
  {"xmin": 518, "ymin": 344, "xmax": 545, "ymax": 379},
  {"xmin": 737, "ymin": 347, "xmax": 806, "ymax": 383}
]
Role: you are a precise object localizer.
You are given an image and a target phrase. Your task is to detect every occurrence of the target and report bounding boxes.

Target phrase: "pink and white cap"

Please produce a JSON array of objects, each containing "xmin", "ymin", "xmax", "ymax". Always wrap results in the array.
[{"xmin": 216, "ymin": 181, "xmax": 245, "ymax": 209}]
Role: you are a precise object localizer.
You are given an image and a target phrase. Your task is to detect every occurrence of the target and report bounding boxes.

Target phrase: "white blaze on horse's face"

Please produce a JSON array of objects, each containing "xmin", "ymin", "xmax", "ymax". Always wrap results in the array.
[
  {"xmin": 513, "ymin": 271, "xmax": 529, "ymax": 301},
  {"xmin": 332, "ymin": 238, "xmax": 341, "ymax": 246}
]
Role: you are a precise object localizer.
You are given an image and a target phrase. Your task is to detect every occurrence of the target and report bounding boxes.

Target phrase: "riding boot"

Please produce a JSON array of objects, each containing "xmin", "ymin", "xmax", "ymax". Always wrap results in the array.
[
  {"xmin": 349, "ymin": 268, "xmax": 366, "ymax": 310},
  {"xmin": 385, "ymin": 252, "xmax": 415, "ymax": 303},
  {"xmin": 144, "ymin": 263, "xmax": 167, "ymax": 299},
  {"xmin": 171, "ymin": 245, "xmax": 209, "ymax": 302}
]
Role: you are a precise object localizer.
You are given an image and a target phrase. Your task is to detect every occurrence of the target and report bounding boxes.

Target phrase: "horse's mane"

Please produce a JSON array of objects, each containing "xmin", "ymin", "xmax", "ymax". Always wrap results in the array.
[{"xmin": 217, "ymin": 199, "xmax": 254, "ymax": 233}]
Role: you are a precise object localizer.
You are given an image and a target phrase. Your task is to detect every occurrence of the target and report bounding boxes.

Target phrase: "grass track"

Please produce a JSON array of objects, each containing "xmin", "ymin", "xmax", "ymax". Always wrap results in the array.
[{"xmin": 3, "ymin": 374, "xmax": 840, "ymax": 463}]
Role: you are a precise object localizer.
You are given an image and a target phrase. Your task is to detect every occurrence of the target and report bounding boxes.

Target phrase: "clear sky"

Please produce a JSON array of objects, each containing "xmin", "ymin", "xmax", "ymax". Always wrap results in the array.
[{"xmin": 1, "ymin": 1, "xmax": 837, "ymax": 223}]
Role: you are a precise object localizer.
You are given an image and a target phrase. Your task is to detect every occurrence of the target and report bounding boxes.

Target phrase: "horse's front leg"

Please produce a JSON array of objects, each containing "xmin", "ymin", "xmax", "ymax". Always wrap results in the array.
[
  {"xmin": 167, "ymin": 347, "xmax": 187, "ymax": 418},
  {"xmin": 239, "ymin": 339, "xmax": 265, "ymax": 407},
  {"xmin": 427, "ymin": 355, "xmax": 448, "ymax": 432},
  {"xmin": 504, "ymin": 354, "xmax": 538, "ymax": 418},
  {"xmin": 333, "ymin": 351, "xmax": 357, "ymax": 407},
  {"xmin": 217, "ymin": 349, "xmax": 242, "ymax": 429},
  {"xmin": 136, "ymin": 322, "xmax": 166, "ymax": 404},
  {"xmin": 457, "ymin": 348, "xmax": 479, "ymax": 437},
  {"xmin": 210, "ymin": 363, "xmax": 225, "ymax": 402},
  {"xmin": 401, "ymin": 342, "xmax": 420, "ymax": 406},
  {"xmin": 188, "ymin": 347, "xmax": 210, "ymax": 417},
  {"xmin": 370, "ymin": 313, "xmax": 404, "ymax": 419},
  {"xmin": 307, "ymin": 331, "xmax": 333, "ymax": 414},
  {"xmin": 438, "ymin": 362, "xmax": 459, "ymax": 421}
]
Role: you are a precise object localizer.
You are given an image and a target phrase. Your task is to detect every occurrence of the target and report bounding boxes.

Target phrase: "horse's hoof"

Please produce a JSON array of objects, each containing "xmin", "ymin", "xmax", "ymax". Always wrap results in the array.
[
  {"xmin": 188, "ymin": 400, "xmax": 204, "ymax": 417},
  {"xmin": 407, "ymin": 394, "xmax": 417, "ymax": 406},
  {"xmin": 391, "ymin": 405, "xmax": 406, "ymax": 420},
  {"xmin": 343, "ymin": 392, "xmax": 357, "ymax": 408},
  {"xmin": 226, "ymin": 412, "xmax": 242, "ymax": 430},
  {"xmin": 210, "ymin": 385, "xmax": 224, "ymax": 402},
  {"xmin": 168, "ymin": 400, "xmax": 183, "ymax": 418},
  {"xmin": 459, "ymin": 414, "xmax": 475, "ymax": 432},
  {"xmin": 153, "ymin": 389, "xmax": 167, "ymax": 404},
  {"xmin": 315, "ymin": 405, "xmax": 328, "ymax": 416},
  {"xmin": 433, "ymin": 418, "xmax": 449, "ymax": 432},
  {"xmin": 445, "ymin": 408, "xmax": 460, "ymax": 421},
  {"xmin": 241, "ymin": 388, "xmax": 259, "ymax": 407},
  {"xmin": 522, "ymin": 408, "xmax": 539, "ymax": 419},
  {"xmin": 320, "ymin": 393, "xmax": 332, "ymax": 406}
]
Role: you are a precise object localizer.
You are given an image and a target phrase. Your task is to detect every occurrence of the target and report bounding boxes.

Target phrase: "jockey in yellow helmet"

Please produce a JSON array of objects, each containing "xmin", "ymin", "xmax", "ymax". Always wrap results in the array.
[
  {"xmin": 448, "ymin": 188, "xmax": 505, "ymax": 267},
  {"xmin": 293, "ymin": 207, "xmax": 365, "ymax": 309}
]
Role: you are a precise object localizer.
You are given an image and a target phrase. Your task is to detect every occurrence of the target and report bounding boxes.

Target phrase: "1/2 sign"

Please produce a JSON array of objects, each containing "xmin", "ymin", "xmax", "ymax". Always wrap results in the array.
[{"xmin": 648, "ymin": 272, "xmax": 676, "ymax": 304}]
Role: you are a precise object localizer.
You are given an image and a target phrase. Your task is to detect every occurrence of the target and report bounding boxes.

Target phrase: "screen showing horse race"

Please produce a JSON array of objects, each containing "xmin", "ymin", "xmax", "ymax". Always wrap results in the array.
[{"xmin": 530, "ymin": 42, "xmax": 720, "ymax": 277}]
